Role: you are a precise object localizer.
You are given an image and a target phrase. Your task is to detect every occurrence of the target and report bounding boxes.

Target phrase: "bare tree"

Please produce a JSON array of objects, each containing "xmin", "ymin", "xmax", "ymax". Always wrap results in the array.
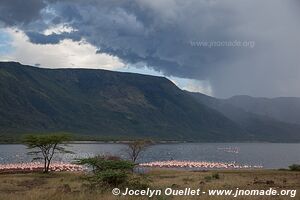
[
  {"xmin": 23, "ymin": 134, "xmax": 72, "ymax": 173},
  {"xmin": 126, "ymin": 140, "xmax": 152, "ymax": 163}
]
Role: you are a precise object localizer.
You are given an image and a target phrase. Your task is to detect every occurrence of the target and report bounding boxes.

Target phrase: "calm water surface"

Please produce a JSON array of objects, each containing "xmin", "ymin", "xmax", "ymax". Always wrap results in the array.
[{"xmin": 0, "ymin": 143, "xmax": 299, "ymax": 169}]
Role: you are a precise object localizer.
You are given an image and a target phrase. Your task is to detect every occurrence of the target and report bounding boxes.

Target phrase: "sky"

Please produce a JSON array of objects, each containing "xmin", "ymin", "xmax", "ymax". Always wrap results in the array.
[{"xmin": 0, "ymin": 0, "xmax": 299, "ymax": 98}]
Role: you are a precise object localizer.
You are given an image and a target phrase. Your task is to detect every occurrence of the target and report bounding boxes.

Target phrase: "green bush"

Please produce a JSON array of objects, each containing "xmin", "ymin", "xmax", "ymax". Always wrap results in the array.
[
  {"xmin": 204, "ymin": 173, "xmax": 220, "ymax": 182},
  {"xmin": 96, "ymin": 169, "xmax": 128, "ymax": 186},
  {"xmin": 76, "ymin": 155, "xmax": 148, "ymax": 188},
  {"xmin": 289, "ymin": 164, "xmax": 300, "ymax": 171},
  {"xmin": 212, "ymin": 173, "xmax": 220, "ymax": 179},
  {"xmin": 76, "ymin": 155, "xmax": 135, "ymax": 173}
]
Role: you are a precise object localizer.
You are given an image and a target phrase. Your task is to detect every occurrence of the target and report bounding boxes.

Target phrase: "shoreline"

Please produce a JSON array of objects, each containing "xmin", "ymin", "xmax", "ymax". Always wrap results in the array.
[{"xmin": 1, "ymin": 140, "xmax": 300, "ymax": 145}]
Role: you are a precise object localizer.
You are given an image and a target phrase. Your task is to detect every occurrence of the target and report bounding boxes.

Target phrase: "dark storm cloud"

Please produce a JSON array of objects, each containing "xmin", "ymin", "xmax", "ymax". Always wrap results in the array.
[
  {"xmin": 0, "ymin": 0, "xmax": 46, "ymax": 26},
  {"xmin": 1, "ymin": 0, "xmax": 300, "ymax": 97},
  {"xmin": 1, "ymin": 0, "xmax": 251, "ymax": 79},
  {"xmin": 26, "ymin": 31, "xmax": 81, "ymax": 44}
]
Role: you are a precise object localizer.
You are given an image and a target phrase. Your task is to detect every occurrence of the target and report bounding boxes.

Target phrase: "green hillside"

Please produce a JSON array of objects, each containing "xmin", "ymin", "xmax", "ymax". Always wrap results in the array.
[
  {"xmin": 0, "ymin": 62, "xmax": 248, "ymax": 142},
  {"xmin": 189, "ymin": 92, "xmax": 300, "ymax": 142}
]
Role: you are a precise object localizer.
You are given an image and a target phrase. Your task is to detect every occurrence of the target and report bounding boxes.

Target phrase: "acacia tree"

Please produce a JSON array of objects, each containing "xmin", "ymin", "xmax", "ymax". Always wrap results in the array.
[
  {"xmin": 23, "ymin": 134, "xmax": 71, "ymax": 173},
  {"xmin": 126, "ymin": 140, "xmax": 152, "ymax": 163}
]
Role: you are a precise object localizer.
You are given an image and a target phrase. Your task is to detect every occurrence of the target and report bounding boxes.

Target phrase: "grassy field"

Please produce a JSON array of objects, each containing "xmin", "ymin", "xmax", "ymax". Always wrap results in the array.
[{"xmin": 0, "ymin": 169, "xmax": 299, "ymax": 200}]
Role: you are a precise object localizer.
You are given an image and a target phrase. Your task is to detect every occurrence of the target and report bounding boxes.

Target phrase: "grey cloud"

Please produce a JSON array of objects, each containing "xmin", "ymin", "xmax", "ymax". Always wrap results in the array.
[
  {"xmin": 0, "ymin": 0, "xmax": 45, "ymax": 26},
  {"xmin": 1, "ymin": 0, "xmax": 300, "ymax": 98},
  {"xmin": 26, "ymin": 31, "xmax": 81, "ymax": 44}
]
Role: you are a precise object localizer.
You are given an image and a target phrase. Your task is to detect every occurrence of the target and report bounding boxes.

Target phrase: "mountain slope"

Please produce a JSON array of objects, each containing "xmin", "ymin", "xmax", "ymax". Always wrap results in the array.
[
  {"xmin": 225, "ymin": 95, "xmax": 300, "ymax": 125},
  {"xmin": 0, "ymin": 62, "xmax": 248, "ymax": 141},
  {"xmin": 189, "ymin": 92, "xmax": 300, "ymax": 142}
]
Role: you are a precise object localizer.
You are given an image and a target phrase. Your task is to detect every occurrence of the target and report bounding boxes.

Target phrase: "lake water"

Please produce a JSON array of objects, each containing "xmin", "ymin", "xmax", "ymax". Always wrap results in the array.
[{"xmin": 0, "ymin": 143, "xmax": 299, "ymax": 169}]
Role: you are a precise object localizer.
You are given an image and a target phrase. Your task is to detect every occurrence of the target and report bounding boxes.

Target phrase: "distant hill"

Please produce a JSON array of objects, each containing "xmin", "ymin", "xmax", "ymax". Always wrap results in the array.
[
  {"xmin": 0, "ymin": 62, "xmax": 248, "ymax": 142},
  {"xmin": 225, "ymin": 95, "xmax": 300, "ymax": 125},
  {"xmin": 189, "ymin": 92, "xmax": 300, "ymax": 142}
]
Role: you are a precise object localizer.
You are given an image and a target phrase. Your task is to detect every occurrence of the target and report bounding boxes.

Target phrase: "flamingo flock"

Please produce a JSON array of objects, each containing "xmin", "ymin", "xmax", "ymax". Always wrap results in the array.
[
  {"xmin": 139, "ymin": 160, "xmax": 263, "ymax": 169},
  {"xmin": 0, "ymin": 160, "xmax": 263, "ymax": 173},
  {"xmin": 0, "ymin": 162, "xmax": 86, "ymax": 173}
]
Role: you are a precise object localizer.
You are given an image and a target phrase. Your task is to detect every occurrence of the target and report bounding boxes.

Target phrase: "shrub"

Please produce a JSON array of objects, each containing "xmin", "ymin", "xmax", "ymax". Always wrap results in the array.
[
  {"xmin": 76, "ymin": 155, "xmax": 135, "ymax": 173},
  {"xmin": 204, "ymin": 176, "xmax": 212, "ymax": 182},
  {"xmin": 96, "ymin": 169, "xmax": 128, "ymax": 186},
  {"xmin": 204, "ymin": 173, "xmax": 220, "ymax": 182},
  {"xmin": 76, "ymin": 155, "xmax": 147, "ymax": 188},
  {"xmin": 289, "ymin": 164, "xmax": 300, "ymax": 171},
  {"xmin": 212, "ymin": 173, "xmax": 220, "ymax": 179}
]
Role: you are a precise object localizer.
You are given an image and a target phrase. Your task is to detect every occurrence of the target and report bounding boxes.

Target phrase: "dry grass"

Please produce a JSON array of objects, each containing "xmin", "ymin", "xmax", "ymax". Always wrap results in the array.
[{"xmin": 0, "ymin": 169, "xmax": 299, "ymax": 200}]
